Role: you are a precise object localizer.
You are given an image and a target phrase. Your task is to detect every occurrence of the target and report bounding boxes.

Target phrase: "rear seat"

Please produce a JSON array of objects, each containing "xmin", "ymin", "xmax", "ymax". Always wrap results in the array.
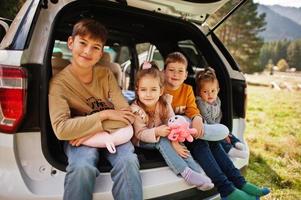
[
  {"xmin": 51, "ymin": 52, "xmax": 70, "ymax": 76},
  {"xmin": 96, "ymin": 51, "xmax": 122, "ymax": 86}
]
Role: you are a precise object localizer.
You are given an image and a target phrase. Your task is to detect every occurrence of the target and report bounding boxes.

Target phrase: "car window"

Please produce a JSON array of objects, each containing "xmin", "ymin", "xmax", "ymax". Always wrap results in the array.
[
  {"xmin": 53, "ymin": 40, "xmax": 71, "ymax": 59},
  {"xmin": 178, "ymin": 40, "xmax": 208, "ymax": 74},
  {"xmin": 112, "ymin": 45, "xmax": 131, "ymax": 65},
  {"xmin": 51, "ymin": 40, "xmax": 70, "ymax": 76},
  {"xmin": 152, "ymin": 49, "xmax": 164, "ymax": 70},
  {"xmin": 136, "ymin": 42, "xmax": 151, "ymax": 65},
  {"xmin": 136, "ymin": 42, "xmax": 164, "ymax": 70}
]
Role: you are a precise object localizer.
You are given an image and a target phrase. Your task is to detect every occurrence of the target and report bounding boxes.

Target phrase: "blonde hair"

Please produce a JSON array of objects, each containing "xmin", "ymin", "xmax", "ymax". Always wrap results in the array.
[
  {"xmin": 164, "ymin": 52, "xmax": 188, "ymax": 70},
  {"xmin": 135, "ymin": 61, "xmax": 169, "ymax": 125},
  {"xmin": 195, "ymin": 67, "xmax": 219, "ymax": 95}
]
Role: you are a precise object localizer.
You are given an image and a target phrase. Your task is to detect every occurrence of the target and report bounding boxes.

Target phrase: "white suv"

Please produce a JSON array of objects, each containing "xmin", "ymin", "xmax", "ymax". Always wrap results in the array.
[{"xmin": 0, "ymin": 0, "xmax": 249, "ymax": 199}]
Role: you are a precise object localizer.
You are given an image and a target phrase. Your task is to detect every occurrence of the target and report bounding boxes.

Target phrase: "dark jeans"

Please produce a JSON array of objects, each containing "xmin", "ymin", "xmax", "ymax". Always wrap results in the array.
[
  {"xmin": 185, "ymin": 139, "xmax": 246, "ymax": 197},
  {"xmin": 220, "ymin": 133, "xmax": 241, "ymax": 153}
]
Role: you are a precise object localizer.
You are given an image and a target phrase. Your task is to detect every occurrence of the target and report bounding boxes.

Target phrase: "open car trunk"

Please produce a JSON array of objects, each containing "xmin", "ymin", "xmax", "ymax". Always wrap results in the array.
[{"xmin": 41, "ymin": 0, "xmax": 234, "ymax": 173}]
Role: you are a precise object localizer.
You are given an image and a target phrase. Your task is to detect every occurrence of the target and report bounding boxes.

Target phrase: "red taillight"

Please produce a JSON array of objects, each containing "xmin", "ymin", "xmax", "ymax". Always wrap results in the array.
[{"xmin": 0, "ymin": 65, "xmax": 27, "ymax": 133}]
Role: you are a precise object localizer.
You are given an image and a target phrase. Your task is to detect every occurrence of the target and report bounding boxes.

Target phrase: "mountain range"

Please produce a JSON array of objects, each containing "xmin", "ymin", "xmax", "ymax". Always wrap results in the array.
[{"xmin": 257, "ymin": 4, "xmax": 301, "ymax": 41}]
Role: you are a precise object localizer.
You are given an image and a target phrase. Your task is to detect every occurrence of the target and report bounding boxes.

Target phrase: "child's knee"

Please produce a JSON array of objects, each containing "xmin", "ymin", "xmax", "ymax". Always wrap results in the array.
[
  {"xmin": 120, "ymin": 153, "xmax": 140, "ymax": 170},
  {"xmin": 68, "ymin": 162, "xmax": 99, "ymax": 178}
]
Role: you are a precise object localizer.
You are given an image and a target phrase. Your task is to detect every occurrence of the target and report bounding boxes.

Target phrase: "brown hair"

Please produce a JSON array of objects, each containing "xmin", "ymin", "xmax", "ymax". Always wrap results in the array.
[
  {"xmin": 164, "ymin": 52, "xmax": 188, "ymax": 70},
  {"xmin": 135, "ymin": 61, "xmax": 169, "ymax": 125},
  {"xmin": 195, "ymin": 67, "xmax": 219, "ymax": 95},
  {"xmin": 72, "ymin": 18, "xmax": 108, "ymax": 44}
]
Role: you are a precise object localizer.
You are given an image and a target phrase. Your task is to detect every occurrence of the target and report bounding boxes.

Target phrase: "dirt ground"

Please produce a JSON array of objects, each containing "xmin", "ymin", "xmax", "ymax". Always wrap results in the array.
[{"xmin": 245, "ymin": 71, "xmax": 301, "ymax": 91}]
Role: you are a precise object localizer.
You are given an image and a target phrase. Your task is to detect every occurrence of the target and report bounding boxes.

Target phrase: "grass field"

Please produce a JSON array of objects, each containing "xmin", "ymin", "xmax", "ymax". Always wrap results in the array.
[{"xmin": 245, "ymin": 85, "xmax": 301, "ymax": 200}]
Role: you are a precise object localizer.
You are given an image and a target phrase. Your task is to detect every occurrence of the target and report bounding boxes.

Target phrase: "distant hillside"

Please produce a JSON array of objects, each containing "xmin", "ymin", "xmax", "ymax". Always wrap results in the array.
[
  {"xmin": 269, "ymin": 5, "xmax": 301, "ymax": 26},
  {"xmin": 257, "ymin": 5, "xmax": 301, "ymax": 41}
]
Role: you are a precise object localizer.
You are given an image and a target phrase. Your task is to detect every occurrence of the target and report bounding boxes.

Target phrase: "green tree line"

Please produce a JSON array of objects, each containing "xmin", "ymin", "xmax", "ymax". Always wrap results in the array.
[{"xmin": 260, "ymin": 39, "xmax": 301, "ymax": 71}]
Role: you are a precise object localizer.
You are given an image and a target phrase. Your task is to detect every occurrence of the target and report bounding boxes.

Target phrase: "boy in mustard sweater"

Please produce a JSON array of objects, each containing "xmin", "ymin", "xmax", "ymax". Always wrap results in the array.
[{"xmin": 48, "ymin": 18, "xmax": 142, "ymax": 200}]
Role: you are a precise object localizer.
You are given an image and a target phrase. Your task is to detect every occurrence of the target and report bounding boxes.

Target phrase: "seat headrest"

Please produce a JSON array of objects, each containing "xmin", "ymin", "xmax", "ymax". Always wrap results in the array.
[
  {"xmin": 52, "ymin": 51, "xmax": 63, "ymax": 58},
  {"xmin": 98, "ymin": 52, "xmax": 111, "ymax": 65}
]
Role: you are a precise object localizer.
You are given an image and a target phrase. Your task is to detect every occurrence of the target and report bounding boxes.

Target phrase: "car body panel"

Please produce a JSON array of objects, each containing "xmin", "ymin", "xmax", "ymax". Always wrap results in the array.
[
  {"xmin": 126, "ymin": 0, "xmax": 230, "ymax": 23},
  {"xmin": 0, "ymin": 50, "xmax": 23, "ymax": 66}
]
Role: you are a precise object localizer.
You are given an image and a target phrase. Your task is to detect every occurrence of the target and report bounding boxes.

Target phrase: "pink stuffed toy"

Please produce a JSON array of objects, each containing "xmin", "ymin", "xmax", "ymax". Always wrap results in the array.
[
  {"xmin": 83, "ymin": 125, "xmax": 133, "ymax": 153},
  {"xmin": 167, "ymin": 115, "xmax": 197, "ymax": 142}
]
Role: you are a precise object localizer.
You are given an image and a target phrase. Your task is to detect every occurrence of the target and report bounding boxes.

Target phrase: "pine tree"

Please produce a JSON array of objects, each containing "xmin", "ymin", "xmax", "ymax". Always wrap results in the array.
[
  {"xmin": 287, "ymin": 39, "xmax": 301, "ymax": 71},
  {"xmin": 271, "ymin": 40, "xmax": 289, "ymax": 64},
  {"xmin": 209, "ymin": 0, "xmax": 266, "ymax": 73},
  {"xmin": 259, "ymin": 42, "xmax": 272, "ymax": 68}
]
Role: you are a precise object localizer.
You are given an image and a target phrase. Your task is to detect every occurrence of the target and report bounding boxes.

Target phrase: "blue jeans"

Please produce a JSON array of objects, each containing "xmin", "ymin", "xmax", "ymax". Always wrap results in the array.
[
  {"xmin": 63, "ymin": 141, "xmax": 142, "ymax": 200},
  {"xmin": 185, "ymin": 139, "xmax": 246, "ymax": 197},
  {"xmin": 140, "ymin": 137, "xmax": 202, "ymax": 174}
]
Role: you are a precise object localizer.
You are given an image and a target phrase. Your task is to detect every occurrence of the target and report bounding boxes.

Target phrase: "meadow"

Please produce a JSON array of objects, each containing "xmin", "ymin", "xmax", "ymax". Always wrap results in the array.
[{"xmin": 245, "ymin": 85, "xmax": 301, "ymax": 200}]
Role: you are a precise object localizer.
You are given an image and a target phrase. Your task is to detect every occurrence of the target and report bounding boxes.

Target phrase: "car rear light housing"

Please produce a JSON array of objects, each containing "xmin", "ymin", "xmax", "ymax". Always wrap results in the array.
[{"xmin": 0, "ymin": 65, "xmax": 27, "ymax": 133}]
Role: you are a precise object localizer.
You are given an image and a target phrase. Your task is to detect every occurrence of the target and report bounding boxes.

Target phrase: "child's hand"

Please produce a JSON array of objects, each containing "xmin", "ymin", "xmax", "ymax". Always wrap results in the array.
[
  {"xmin": 164, "ymin": 94, "xmax": 173, "ymax": 104},
  {"xmin": 155, "ymin": 125, "xmax": 171, "ymax": 137},
  {"xmin": 69, "ymin": 132, "xmax": 99, "ymax": 147},
  {"xmin": 171, "ymin": 141, "xmax": 190, "ymax": 158},
  {"xmin": 120, "ymin": 108, "xmax": 136, "ymax": 124},
  {"xmin": 100, "ymin": 109, "xmax": 135, "ymax": 124},
  {"xmin": 192, "ymin": 116, "xmax": 204, "ymax": 139}
]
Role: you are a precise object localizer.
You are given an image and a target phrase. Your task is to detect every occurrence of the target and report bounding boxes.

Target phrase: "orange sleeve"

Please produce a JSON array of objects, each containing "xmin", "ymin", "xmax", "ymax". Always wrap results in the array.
[{"xmin": 184, "ymin": 85, "xmax": 200, "ymax": 119}]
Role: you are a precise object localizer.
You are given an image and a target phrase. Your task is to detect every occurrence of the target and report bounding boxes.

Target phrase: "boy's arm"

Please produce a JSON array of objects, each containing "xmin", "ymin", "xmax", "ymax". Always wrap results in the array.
[
  {"xmin": 68, "ymin": 109, "xmax": 134, "ymax": 146},
  {"xmin": 164, "ymin": 94, "xmax": 175, "ymax": 119},
  {"xmin": 191, "ymin": 115, "xmax": 204, "ymax": 138},
  {"xmin": 49, "ymin": 88, "xmax": 104, "ymax": 140},
  {"xmin": 185, "ymin": 86, "xmax": 201, "ymax": 119},
  {"xmin": 185, "ymin": 87, "xmax": 204, "ymax": 138}
]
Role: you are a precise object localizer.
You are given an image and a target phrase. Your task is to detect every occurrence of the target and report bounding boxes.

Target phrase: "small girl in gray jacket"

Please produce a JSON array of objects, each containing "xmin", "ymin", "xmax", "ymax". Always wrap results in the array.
[{"xmin": 195, "ymin": 67, "xmax": 247, "ymax": 159}]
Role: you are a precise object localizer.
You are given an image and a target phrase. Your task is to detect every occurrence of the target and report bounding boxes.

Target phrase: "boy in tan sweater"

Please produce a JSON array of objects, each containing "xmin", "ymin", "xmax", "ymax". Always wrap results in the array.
[{"xmin": 48, "ymin": 18, "xmax": 142, "ymax": 200}]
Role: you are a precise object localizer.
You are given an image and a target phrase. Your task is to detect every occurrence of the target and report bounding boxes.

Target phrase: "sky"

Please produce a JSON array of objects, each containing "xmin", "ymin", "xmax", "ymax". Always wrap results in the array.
[{"xmin": 253, "ymin": 0, "xmax": 301, "ymax": 7}]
